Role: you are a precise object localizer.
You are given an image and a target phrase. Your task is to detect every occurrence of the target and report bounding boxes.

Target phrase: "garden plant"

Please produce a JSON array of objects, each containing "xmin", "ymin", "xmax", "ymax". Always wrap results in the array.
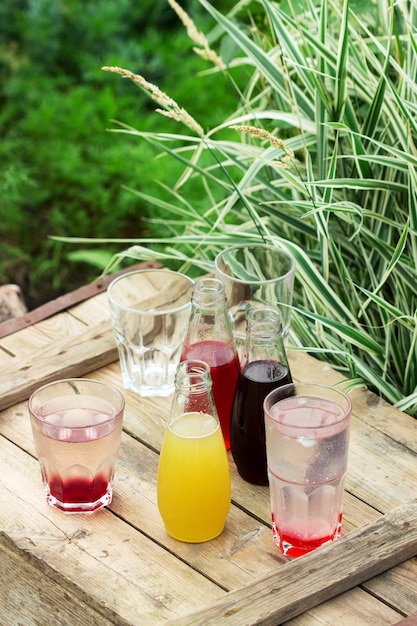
[
  {"xmin": 0, "ymin": 0, "xmax": 234, "ymax": 307},
  {"xmin": 60, "ymin": 0, "xmax": 417, "ymax": 417}
]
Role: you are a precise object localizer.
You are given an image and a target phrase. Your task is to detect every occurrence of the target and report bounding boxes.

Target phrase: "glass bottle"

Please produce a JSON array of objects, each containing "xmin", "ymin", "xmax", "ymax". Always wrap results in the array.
[
  {"xmin": 230, "ymin": 306, "xmax": 292, "ymax": 486},
  {"xmin": 180, "ymin": 277, "xmax": 240, "ymax": 450},
  {"xmin": 157, "ymin": 359, "xmax": 231, "ymax": 542}
]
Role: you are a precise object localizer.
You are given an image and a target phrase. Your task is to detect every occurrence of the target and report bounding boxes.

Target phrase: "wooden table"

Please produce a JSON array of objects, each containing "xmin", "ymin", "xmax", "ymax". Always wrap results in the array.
[{"xmin": 1, "ymin": 277, "xmax": 417, "ymax": 625}]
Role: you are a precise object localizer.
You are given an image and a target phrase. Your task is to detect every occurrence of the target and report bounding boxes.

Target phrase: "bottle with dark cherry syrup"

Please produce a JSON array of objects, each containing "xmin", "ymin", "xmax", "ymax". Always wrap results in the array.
[{"xmin": 230, "ymin": 306, "xmax": 292, "ymax": 485}]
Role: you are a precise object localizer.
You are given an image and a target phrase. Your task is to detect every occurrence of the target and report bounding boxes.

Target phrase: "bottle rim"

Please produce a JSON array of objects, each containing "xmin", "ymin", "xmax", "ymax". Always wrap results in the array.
[
  {"xmin": 214, "ymin": 243, "xmax": 296, "ymax": 285},
  {"xmin": 175, "ymin": 359, "xmax": 213, "ymax": 392},
  {"xmin": 192, "ymin": 277, "xmax": 226, "ymax": 309},
  {"xmin": 246, "ymin": 306, "xmax": 283, "ymax": 338}
]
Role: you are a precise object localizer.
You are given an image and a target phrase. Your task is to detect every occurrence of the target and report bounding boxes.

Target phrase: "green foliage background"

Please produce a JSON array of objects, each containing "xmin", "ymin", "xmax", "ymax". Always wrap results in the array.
[
  {"xmin": 74, "ymin": 0, "xmax": 416, "ymax": 415},
  {"xmin": 0, "ymin": 0, "xmax": 235, "ymax": 307}
]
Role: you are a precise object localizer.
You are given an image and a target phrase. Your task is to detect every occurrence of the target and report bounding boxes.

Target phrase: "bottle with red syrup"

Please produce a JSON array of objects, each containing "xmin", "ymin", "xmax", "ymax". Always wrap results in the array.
[
  {"xmin": 230, "ymin": 306, "xmax": 292, "ymax": 485},
  {"xmin": 181, "ymin": 277, "xmax": 240, "ymax": 449}
]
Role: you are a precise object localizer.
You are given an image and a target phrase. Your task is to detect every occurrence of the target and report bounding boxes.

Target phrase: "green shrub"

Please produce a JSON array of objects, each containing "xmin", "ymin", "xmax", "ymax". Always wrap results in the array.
[
  {"xmin": 0, "ymin": 0, "xmax": 236, "ymax": 306},
  {"xmin": 75, "ymin": 0, "xmax": 417, "ymax": 415}
]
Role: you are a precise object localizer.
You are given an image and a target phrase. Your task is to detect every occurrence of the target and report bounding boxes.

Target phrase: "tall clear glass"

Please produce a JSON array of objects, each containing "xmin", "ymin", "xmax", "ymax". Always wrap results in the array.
[
  {"xmin": 264, "ymin": 382, "xmax": 352, "ymax": 557},
  {"xmin": 215, "ymin": 244, "xmax": 296, "ymax": 352}
]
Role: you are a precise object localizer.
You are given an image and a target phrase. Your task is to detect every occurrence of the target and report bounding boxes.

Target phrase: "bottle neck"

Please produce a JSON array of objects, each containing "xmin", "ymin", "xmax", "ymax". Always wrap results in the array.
[
  {"xmin": 243, "ymin": 307, "xmax": 287, "ymax": 365},
  {"xmin": 175, "ymin": 359, "xmax": 213, "ymax": 395},
  {"xmin": 171, "ymin": 359, "xmax": 219, "ymax": 422},
  {"xmin": 184, "ymin": 277, "xmax": 235, "ymax": 347},
  {"xmin": 191, "ymin": 277, "xmax": 227, "ymax": 311}
]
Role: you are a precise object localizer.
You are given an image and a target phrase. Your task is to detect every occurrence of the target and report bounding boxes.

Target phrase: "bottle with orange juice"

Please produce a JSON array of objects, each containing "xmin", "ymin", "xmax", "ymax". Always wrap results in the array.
[{"xmin": 157, "ymin": 359, "xmax": 231, "ymax": 542}]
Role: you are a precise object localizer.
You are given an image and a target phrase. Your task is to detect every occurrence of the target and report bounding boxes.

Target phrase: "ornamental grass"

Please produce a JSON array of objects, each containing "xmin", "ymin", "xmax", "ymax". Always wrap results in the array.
[{"xmin": 61, "ymin": 0, "xmax": 417, "ymax": 416}]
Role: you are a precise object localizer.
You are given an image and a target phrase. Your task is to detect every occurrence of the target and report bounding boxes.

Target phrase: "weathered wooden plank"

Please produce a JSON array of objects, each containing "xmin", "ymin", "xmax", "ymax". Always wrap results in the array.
[
  {"xmin": 0, "ymin": 537, "xmax": 117, "ymax": 626},
  {"xmin": 362, "ymin": 558, "xmax": 417, "ymax": 617},
  {"xmin": 0, "ymin": 346, "xmax": 13, "ymax": 364},
  {"xmin": 283, "ymin": 586, "xmax": 402, "ymax": 626},
  {"xmin": 346, "ymin": 415, "xmax": 417, "ymax": 513},
  {"xmin": 0, "ymin": 435, "xmax": 226, "ymax": 626},
  {"xmin": 168, "ymin": 500, "xmax": 417, "ymax": 626},
  {"xmin": 69, "ymin": 291, "xmax": 112, "ymax": 325},
  {"xmin": 0, "ymin": 319, "xmax": 116, "ymax": 410},
  {"xmin": 0, "ymin": 322, "xmax": 65, "ymax": 355},
  {"xmin": 0, "ymin": 261, "xmax": 162, "ymax": 338},
  {"xmin": 285, "ymin": 530, "xmax": 416, "ymax": 624},
  {"xmin": 31, "ymin": 308, "xmax": 89, "ymax": 340}
]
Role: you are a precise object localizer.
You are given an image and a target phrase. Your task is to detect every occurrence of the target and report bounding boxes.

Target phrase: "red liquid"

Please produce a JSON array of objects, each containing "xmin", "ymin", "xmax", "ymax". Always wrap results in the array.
[
  {"xmin": 273, "ymin": 512, "xmax": 343, "ymax": 558},
  {"xmin": 230, "ymin": 360, "xmax": 292, "ymax": 485},
  {"xmin": 181, "ymin": 340, "xmax": 240, "ymax": 449},
  {"xmin": 49, "ymin": 474, "xmax": 110, "ymax": 512}
]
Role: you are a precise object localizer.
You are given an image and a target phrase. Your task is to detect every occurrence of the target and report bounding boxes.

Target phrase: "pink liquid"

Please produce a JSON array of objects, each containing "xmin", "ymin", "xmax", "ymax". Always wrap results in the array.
[
  {"xmin": 266, "ymin": 395, "xmax": 349, "ymax": 557},
  {"xmin": 271, "ymin": 395, "xmax": 346, "ymax": 431},
  {"xmin": 31, "ymin": 395, "xmax": 122, "ymax": 512},
  {"xmin": 272, "ymin": 512, "xmax": 343, "ymax": 558},
  {"xmin": 181, "ymin": 340, "xmax": 240, "ymax": 449}
]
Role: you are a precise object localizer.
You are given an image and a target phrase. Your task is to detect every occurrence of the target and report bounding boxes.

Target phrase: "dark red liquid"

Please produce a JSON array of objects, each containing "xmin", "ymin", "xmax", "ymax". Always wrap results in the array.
[
  {"xmin": 230, "ymin": 360, "xmax": 292, "ymax": 485},
  {"xmin": 181, "ymin": 340, "xmax": 240, "ymax": 449},
  {"xmin": 49, "ymin": 474, "xmax": 109, "ymax": 512}
]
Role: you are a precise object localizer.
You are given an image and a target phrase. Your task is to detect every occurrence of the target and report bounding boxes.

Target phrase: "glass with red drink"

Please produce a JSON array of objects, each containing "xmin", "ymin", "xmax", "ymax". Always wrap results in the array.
[
  {"xmin": 29, "ymin": 378, "xmax": 125, "ymax": 513},
  {"xmin": 264, "ymin": 382, "xmax": 352, "ymax": 557}
]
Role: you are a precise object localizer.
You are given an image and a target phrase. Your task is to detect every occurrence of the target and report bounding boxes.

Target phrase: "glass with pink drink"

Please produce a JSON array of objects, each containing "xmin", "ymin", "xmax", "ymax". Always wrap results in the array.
[
  {"xmin": 263, "ymin": 382, "xmax": 352, "ymax": 557},
  {"xmin": 29, "ymin": 378, "xmax": 125, "ymax": 513}
]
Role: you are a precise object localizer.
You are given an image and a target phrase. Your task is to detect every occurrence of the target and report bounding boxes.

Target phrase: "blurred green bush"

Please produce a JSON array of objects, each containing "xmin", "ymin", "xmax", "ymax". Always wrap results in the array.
[{"xmin": 0, "ymin": 0, "xmax": 235, "ymax": 307}]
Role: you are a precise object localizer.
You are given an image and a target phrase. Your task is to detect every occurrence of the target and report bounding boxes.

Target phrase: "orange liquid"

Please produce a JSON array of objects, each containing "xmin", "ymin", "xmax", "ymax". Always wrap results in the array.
[{"xmin": 157, "ymin": 412, "xmax": 231, "ymax": 542}]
